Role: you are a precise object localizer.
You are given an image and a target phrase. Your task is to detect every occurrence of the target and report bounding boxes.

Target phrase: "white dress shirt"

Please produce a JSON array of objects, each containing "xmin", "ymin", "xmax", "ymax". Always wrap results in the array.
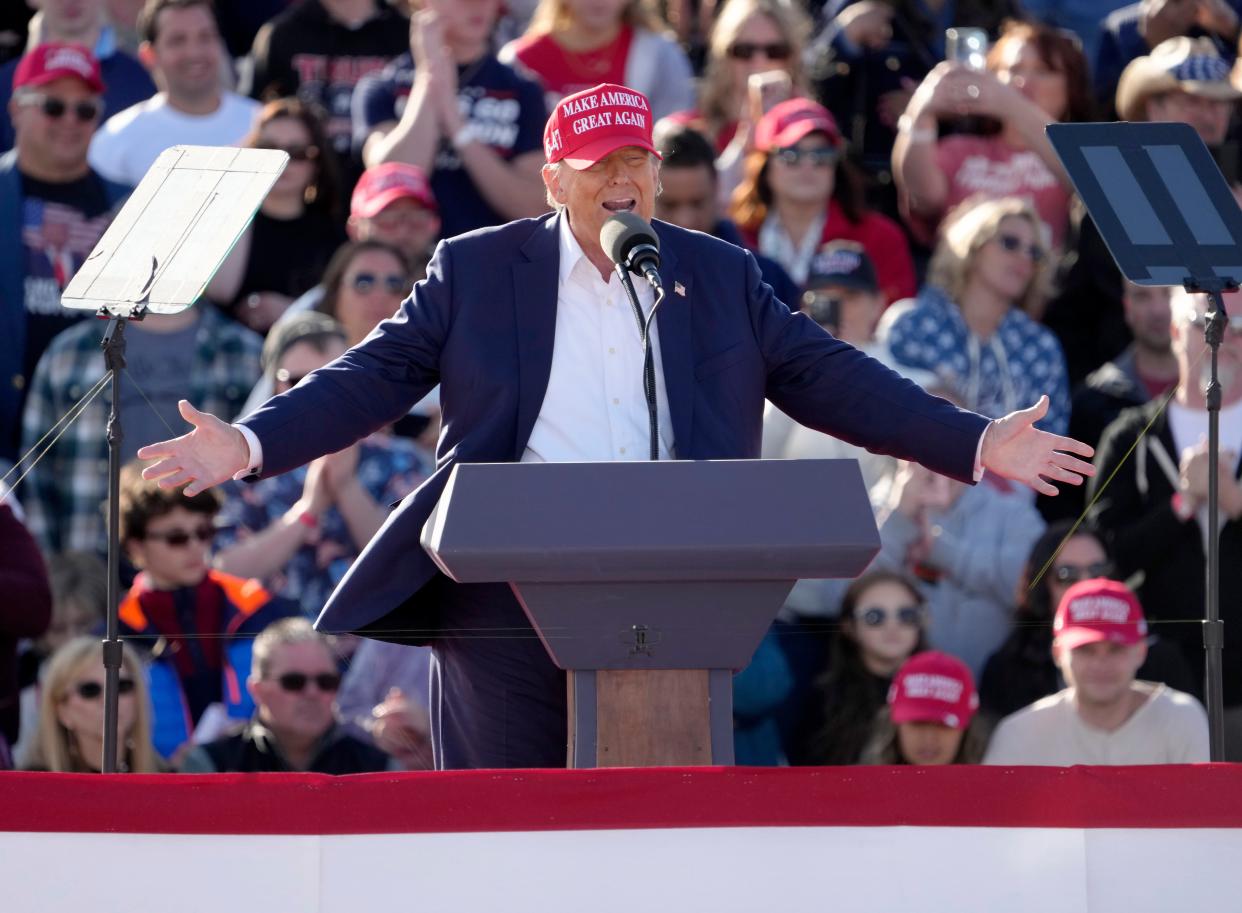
[
  {"xmin": 236, "ymin": 213, "xmax": 676, "ymax": 476},
  {"xmin": 521, "ymin": 214, "xmax": 675, "ymax": 462}
]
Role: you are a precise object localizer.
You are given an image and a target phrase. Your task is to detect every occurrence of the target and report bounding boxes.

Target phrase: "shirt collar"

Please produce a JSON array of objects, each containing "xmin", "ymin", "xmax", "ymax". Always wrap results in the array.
[{"xmin": 557, "ymin": 209, "xmax": 591, "ymax": 286}]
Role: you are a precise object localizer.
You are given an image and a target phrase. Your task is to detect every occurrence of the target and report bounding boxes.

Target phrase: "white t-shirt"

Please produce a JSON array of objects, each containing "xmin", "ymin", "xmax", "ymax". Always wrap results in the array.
[
  {"xmin": 983, "ymin": 683, "xmax": 1209, "ymax": 766},
  {"xmin": 89, "ymin": 92, "xmax": 260, "ymax": 186}
]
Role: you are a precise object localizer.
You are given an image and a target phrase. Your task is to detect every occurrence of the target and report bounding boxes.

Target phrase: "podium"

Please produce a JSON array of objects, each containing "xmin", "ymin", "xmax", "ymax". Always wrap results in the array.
[{"xmin": 420, "ymin": 459, "xmax": 879, "ymax": 768}]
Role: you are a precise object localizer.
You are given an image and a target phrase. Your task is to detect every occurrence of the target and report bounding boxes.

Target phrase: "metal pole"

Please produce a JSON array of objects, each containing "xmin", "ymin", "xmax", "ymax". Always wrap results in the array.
[
  {"xmin": 1200, "ymin": 283, "xmax": 1228, "ymax": 762},
  {"xmin": 100, "ymin": 316, "xmax": 127, "ymax": 773}
]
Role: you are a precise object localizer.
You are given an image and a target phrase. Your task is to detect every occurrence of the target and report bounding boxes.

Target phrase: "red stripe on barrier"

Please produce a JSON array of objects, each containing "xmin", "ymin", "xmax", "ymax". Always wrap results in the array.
[{"xmin": 1, "ymin": 765, "xmax": 1239, "ymax": 835}]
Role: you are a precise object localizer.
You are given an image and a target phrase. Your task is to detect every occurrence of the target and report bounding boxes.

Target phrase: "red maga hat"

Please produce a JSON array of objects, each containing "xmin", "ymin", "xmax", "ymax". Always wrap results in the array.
[
  {"xmin": 543, "ymin": 83, "xmax": 660, "ymax": 170},
  {"xmin": 754, "ymin": 97, "xmax": 842, "ymax": 152},
  {"xmin": 888, "ymin": 651, "xmax": 979, "ymax": 731},
  {"xmin": 1053, "ymin": 578, "xmax": 1148, "ymax": 651},
  {"xmin": 14, "ymin": 43, "xmax": 105, "ymax": 94},
  {"xmin": 350, "ymin": 163, "xmax": 437, "ymax": 218}
]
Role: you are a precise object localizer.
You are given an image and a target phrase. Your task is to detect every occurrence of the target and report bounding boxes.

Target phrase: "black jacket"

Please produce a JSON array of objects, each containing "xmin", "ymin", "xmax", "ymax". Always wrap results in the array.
[
  {"xmin": 1088, "ymin": 398, "xmax": 1242, "ymax": 705},
  {"xmin": 189, "ymin": 721, "xmax": 391, "ymax": 775}
]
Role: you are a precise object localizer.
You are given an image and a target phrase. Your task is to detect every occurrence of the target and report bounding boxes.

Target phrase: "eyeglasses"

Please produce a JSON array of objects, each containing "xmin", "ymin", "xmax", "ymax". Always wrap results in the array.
[
  {"xmin": 349, "ymin": 272, "xmax": 408, "ymax": 295},
  {"xmin": 257, "ymin": 142, "xmax": 319, "ymax": 162},
  {"xmin": 994, "ymin": 233, "xmax": 1045, "ymax": 264},
  {"xmin": 773, "ymin": 146, "xmax": 838, "ymax": 167},
  {"xmin": 1052, "ymin": 561, "xmax": 1113, "ymax": 585},
  {"xmin": 73, "ymin": 679, "xmax": 135, "ymax": 700},
  {"xmin": 143, "ymin": 524, "xmax": 215, "ymax": 547},
  {"xmin": 728, "ymin": 41, "xmax": 792, "ymax": 61},
  {"xmin": 20, "ymin": 93, "xmax": 100, "ymax": 122},
  {"xmin": 275, "ymin": 672, "xmax": 341, "ymax": 693},
  {"xmin": 859, "ymin": 605, "xmax": 923, "ymax": 628}
]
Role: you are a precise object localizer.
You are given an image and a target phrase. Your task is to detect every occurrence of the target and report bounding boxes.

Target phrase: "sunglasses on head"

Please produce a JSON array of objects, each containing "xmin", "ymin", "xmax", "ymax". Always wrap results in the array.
[
  {"xmin": 257, "ymin": 141, "xmax": 319, "ymax": 162},
  {"xmin": 773, "ymin": 145, "xmax": 838, "ymax": 167},
  {"xmin": 144, "ymin": 524, "xmax": 215, "ymax": 547},
  {"xmin": 349, "ymin": 272, "xmax": 408, "ymax": 295},
  {"xmin": 1052, "ymin": 561, "xmax": 1113, "ymax": 584},
  {"xmin": 995, "ymin": 233, "xmax": 1045, "ymax": 264},
  {"xmin": 21, "ymin": 93, "xmax": 100, "ymax": 122},
  {"xmin": 275, "ymin": 671, "xmax": 341, "ymax": 693},
  {"xmin": 728, "ymin": 41, "xmax": 792, "ymax": 60},
  {"xmin": 860, "ymin": 605, "xmax": 923, "ymax": 628},
  {"xmin": 74, "ymin": 679, "xmax": 135, "ymax": 700}
]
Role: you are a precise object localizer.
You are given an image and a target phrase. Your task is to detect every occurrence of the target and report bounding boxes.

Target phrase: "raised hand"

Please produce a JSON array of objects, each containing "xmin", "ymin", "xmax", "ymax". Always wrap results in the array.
[
  {"xmin": 136, "ymin": 400, "xmax": 250, "ymax": 496},
  {"xmin": 981, "ymin": 396, "xmax": 1095, "ymax": 497}
]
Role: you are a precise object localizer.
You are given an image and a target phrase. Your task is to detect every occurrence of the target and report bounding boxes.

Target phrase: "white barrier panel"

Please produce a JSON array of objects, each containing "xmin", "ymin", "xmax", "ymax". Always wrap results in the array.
[
  {"xmin": 4, "ymin": 826, "xmax": 1241, "ymax": 912},
  {"xmin": 3, "ymin": 767, "xmax": 1241, "ymax": 912}
]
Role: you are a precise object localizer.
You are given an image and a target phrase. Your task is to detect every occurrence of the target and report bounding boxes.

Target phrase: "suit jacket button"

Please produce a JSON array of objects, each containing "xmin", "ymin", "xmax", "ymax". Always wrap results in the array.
[{"xmin": 11, "ymin": 374, "xmax": 24, "ymax": 391}]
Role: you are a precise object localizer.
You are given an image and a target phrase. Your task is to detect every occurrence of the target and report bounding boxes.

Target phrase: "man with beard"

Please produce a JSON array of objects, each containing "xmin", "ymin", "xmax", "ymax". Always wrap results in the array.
[{"xmin": 1089, "ymin": 285, "xmax": 1242, "ymax": 758}]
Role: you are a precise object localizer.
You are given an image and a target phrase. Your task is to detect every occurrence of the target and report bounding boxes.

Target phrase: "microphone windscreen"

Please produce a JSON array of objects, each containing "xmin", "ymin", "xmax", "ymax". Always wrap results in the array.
[{"xmin": 600, "ymin": 211, "xmax": 659, "ymax": 267}]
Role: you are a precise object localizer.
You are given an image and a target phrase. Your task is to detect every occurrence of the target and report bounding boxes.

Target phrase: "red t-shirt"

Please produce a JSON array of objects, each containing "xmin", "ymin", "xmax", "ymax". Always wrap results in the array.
[
  {"xmin": 509, "ymin": 26, "xmax": 634, "ymax": 107},
  {"xmin": 934, "ymin": 134, "xmax": 1071, "ymax": 248}
]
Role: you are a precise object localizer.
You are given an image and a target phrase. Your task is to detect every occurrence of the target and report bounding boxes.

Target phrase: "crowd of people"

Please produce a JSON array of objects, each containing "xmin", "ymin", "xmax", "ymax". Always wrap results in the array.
[{"xmin": 2, "ymin": 0, "xmax": 1240, "ymax": 772}]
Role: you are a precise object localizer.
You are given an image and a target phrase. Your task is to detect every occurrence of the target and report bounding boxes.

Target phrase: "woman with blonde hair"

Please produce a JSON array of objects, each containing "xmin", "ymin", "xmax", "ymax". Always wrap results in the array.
[
  {"xmin": 686, "ymin": 0, "xmax": 810, "ymax": 150},
  {"xmin": 500, "ymin": 0, "xmax": 694, "ymax": 119},
  {"xmin": 882, "ymin": 195, "xmax": 1070, "ymax": 434},
  {"xmin": 667, "ymin": 0, "xmax": 810, "ymax": 204},
  {"xmin": 24, "ymin": 636, "xmax": 160, "ymax": 773}
]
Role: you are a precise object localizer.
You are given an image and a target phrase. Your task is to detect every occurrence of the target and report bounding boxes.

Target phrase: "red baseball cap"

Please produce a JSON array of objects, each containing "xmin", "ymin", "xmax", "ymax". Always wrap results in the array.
[
  {"xmin": 754, "ymin": 98, "xmax": 842, "ymax": 152},
  {"xmin": 1053, "ymin": 578, "xmax": 1148, "ymax": 651},
  {"xmin": 351, "ymin": 163, "xmax": 437, "ymax": 219},
  {"xmin": 13, "ymin": 43, "xmax": 105, "ymax": 94},
  {"xmin": 543, "ymin": 83, "xmax": 661, "ymax": 170},
  {"xmin": 888, "ymin": 651, "xmax": 979, "ymax": 730}
]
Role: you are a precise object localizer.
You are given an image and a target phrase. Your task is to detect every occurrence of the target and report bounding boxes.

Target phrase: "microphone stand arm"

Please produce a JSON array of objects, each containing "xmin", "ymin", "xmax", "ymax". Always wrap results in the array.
[
  {"xmin": 616, "ymin": 265, "xmax": 665, "ymax": 461},
  {"xmin": 1185, "ymin": 275, "xmax": 1235, "ymax": 762}
]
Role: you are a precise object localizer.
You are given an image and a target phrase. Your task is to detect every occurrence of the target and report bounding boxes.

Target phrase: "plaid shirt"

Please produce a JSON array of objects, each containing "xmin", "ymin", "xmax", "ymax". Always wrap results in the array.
[{"xmin": 20, "ymin": 306, "xmax": 262, "ymax": 554}]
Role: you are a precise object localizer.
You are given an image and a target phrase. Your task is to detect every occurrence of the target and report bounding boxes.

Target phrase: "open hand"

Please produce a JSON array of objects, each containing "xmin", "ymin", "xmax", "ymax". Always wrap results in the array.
[
  {"xmin": 136, "ymin": 400, "xmax": 249, "ymax": 496},
  {"xmin": 981, "ymin": 396, "xmax": 1095, "ymax": 497}
]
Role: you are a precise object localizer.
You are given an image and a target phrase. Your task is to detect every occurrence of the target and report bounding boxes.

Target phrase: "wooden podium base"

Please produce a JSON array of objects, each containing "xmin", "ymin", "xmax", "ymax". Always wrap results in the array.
[{"xmin": 567, "ymin": 669, "xmax": 733, "ymax": 767}]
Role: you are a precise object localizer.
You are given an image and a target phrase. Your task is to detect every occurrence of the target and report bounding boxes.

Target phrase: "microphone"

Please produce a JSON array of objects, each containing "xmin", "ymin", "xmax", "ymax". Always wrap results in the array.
[{"xmin": 600, "ymin": 212, "xmax": 663, "ymax": 292}]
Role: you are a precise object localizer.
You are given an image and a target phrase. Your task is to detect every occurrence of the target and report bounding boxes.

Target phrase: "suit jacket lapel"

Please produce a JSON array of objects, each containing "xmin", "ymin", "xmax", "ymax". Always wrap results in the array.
[
  {"xmin": 512, "ymin": 214, "xmax": 561, "ymax": 460},
  {"xmin": 654, "ymin": 224, "xmax": 694, "ymax": 458}
]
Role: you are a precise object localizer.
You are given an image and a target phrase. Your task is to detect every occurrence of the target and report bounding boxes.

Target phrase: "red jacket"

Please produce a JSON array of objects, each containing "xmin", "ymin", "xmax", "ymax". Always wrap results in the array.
[{"xmin": 740, "ymin": 199, "xmax": 917, "ymax": 304}]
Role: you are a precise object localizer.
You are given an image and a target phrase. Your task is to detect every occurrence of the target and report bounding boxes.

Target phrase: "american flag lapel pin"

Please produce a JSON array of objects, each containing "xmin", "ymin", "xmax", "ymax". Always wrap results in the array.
[{"xmin": 674, "ymin": 281, "xmax": 686, "ymax": 297}]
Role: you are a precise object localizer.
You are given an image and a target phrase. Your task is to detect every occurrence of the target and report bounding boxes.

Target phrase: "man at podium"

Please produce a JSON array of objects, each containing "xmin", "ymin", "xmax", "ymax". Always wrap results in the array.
[{"xmin": 139, "ymin": 83, "xmax": 1094, "ymax": 769}]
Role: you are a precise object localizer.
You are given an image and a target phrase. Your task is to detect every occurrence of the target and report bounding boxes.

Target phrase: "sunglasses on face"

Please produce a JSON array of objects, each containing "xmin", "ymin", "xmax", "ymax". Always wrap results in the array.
[
  {"xmin": 275, "ymin": 672, "xmax": 341, "ymax": 693},
  {"xmin": 144, "ymin": 524, "xmax": 215, "ymax": 547},
  {"xmin": 728, "ymin": 41, "xmax": 792, "ymax": 60},
  {"xmin": 21, "ymin": 93, "xmax": 100, "ymax": 122},
  {"xmin": 1052, "ymin": 561, "xmax": 1113, "ymax": 584},
  {"xmin": 274, "ymin": 368, "xmax": 308, "ymax": 387},
  {"xmin": 257, "ymin": 141, "xmax": 319, "ymax": 162},
  {"xmin": 349, "ymin": 272, "xmax": 408, "ymax": 295},
  {"xmin": 773, "ymin": 145, "xmax": 838, "ymax": 167},
  {"xmin": 73, "ymin": 679, "xmax": 135, "ymax": 700},
  {"xmin": 859, "ymin": 605, "xmax": 923, "ymax": 628},
  {"xmin": 994, "ymin": 233, "xmax": 1045, "ymax": 264}
]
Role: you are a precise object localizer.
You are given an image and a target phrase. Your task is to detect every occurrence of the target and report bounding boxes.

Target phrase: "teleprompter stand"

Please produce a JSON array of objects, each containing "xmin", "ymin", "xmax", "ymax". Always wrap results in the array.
[{"xmin": 1048, "ymin": 121, "xmax": 1242, "ymax": 759}]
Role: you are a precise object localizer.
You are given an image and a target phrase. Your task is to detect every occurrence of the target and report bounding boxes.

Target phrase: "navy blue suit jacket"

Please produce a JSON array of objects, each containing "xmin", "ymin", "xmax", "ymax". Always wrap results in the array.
[{"xmin": 240, "ymin": 212, "xmax": 989, "ymax": 637}]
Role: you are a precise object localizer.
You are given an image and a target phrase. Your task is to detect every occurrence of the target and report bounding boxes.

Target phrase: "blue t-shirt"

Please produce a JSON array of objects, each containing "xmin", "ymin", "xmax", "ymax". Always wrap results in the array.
[
  {"xmin": 0, "ymin": 42, "xmax": 155, "ymax": 153},
  {"xmin": 352, "ymin": 52, "xmax": 546, "ymax": 238}
]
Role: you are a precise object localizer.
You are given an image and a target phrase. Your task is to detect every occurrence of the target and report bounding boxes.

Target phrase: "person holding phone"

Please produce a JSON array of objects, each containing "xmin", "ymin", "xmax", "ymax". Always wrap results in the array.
[
  {"xmin": 665, "ymin": 0, "xmax": 810, "ymax": 203},
  {"xmin": 892, "ymin": 19, "xmax": 1092, "ymax": 248},
  {"xmin": 731, "ymin": 97, "xmax": 917, "ymax": 301}
]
